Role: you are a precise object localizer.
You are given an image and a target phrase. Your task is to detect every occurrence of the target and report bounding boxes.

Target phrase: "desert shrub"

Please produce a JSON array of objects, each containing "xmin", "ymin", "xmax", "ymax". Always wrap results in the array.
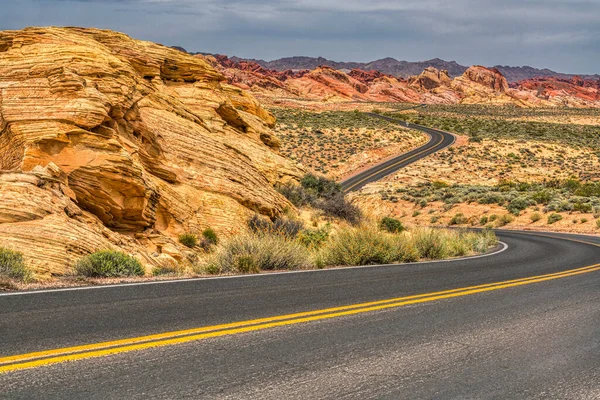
[
  {"xmin": 496, "ymin": 214, "xmax": 514, "ymax": 227},
  {"xmin": 300, "ymin": 174, "xmax": 342, "ymax": 198},
  {"xmin": 412, "ymin": 228, "xmax": 450, "ymax": 259},
  {"xmin": 581, "ymin": 218, "xmax": 588, "ymax": 223},
  {"xmin": 449, "ymin": 213, "xmax": 468, "ymax": 225},
  {"xmin": 530, "ymin": 212, "xmax": 542, "ymax": 223},
  {"xmin": 278, "ymin": 174, "xmax": 361, "ymax": 224},
  {"xmin": 297, "ymin": 226, "xmax": 330, "ymax": 249},
  {"xmin": 202, "ymin": 228, "xmax": 219, "ymax": 246},
  {"xmin": 547, "ymin": 213, "xmax": 563, "ymax": 224},
  {"xmin": 0, "ymin": 247, "xmax": 32, "ymax": 282},
  {"xmin": 320, "ymin": 227, "xmax": 419, "ymax": 266},
  {"xmin": 479, "ymin": 215, "xmax": 489, "ymax": 225},
  {"xmin": 379, "ymin": 217, "xmax": 405, "ymax": 233},
  {"xmin": 212, "ymin": 233, "xmax": 311, "ymax": 273},
  {"xmin": 318, "ymin": 194, "xmax": 362, "ymax": 225},
  {"xmin": 178, "ymin": 233, "xmax": 198, "ymax": 248},
  {"xmin": 276, "ymin": 182, "xmax": 315, "ymax": 207},
  {"xmin": 248, "ymin": 215, "xmax": 304, "ymax": 238},
  {"xmin": 596, "ymin": 219, "xmax": 600, "ymax": 229},
  {"xmin": 573, "ymin": 202, "xmax": 592, "ymax": 213},
  {"xmin": 507, "ymin": 197, "xmax": 530, "ymax": 215},
  {"xmin": 75, "ymin": 250, "xmax": 145, "ymax": 278}
]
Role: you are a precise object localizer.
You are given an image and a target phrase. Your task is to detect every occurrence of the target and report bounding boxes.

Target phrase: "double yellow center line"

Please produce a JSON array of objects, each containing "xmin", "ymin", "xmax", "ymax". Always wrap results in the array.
[{"xmin": 1, "ymin": 262, "xmax": 599, "ymax": 374}]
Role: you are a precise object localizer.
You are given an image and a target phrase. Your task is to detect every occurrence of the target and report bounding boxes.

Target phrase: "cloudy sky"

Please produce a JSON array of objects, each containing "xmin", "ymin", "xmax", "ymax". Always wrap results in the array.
[{"xmin": 1, "ymin": 0, "xmax": 599, "ymax": 73}]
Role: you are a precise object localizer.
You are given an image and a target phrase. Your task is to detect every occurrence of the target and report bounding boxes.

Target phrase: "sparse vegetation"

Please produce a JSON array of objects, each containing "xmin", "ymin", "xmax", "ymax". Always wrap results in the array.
[
  {"xmin": 75, "ymin": 250, "xmax": 145, "ymax": 278},
  {"xmin": 382, "ymin": 179, "xmax": 600, "ymax": 227},
  {"xmin": 0, "ymin": 247, "xmax": 32, "ymax": 282},
  {"xmin": 271, "ymin": 108, "xmax": 425, "ymax": 177},
  {"xmin": 387, "ymin": 105, "xmax": 600, "ymax": 149},
  {"xmin": 277, "ymin": 174, "xmax": 362, "ymax": 224}
]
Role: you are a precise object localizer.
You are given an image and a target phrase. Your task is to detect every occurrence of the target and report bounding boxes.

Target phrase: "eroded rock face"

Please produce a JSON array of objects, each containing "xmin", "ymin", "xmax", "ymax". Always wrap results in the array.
[
  {"xmin": 461, "ymin": 66, "xmax": 509, "ymax": 92},
  {"xmin": 0, "ymin": 27, "xmax": 303, "ymax": 275},
  {"xmin": 408, "ymin": 67, "xmax": 452, "ymax": 90}
]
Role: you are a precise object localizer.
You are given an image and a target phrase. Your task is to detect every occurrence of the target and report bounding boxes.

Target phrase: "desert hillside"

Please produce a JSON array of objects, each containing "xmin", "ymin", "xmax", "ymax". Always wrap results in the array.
[
  {"xmin": 0, "ymin": 27, "xmax": 303, "ymax": 276},
  {"xmin": 207, "ymin": 56, "xmax": 600, "ymax": 108}
]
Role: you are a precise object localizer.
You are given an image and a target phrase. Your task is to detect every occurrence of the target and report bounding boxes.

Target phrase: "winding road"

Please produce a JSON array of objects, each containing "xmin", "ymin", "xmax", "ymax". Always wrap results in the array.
[
  {"xmin": 0, "ymin": 115, "xmax": 599, "ymax": 399},
  {"xmin": 341, "ymin": 113, "xmax": 455, "ymax": 192}
]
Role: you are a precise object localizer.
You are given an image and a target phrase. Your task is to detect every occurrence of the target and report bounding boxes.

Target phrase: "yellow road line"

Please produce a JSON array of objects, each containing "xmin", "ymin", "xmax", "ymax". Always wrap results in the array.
[
  {"xmin": 343, "ymin": 135, "xmax": 446, "ymax": 192},
  {"xmin": 1, "ymin": 263, "xmax": 599, "ymax": 374},
  {"xmin": 0, "ymin": 263, "xmax": 594, "ymax": 366}
]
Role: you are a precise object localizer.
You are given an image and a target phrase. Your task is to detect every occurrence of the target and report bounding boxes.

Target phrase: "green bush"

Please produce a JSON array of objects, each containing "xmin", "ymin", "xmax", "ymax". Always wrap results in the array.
[
  {"xmin": 178, "ymin": 233, "xmax": 198, "ymax": 248},
  {"xmin": 530, "ymin": 212, "xmax": 542, "ymax": 223},
  {"xmin": 298, "ymin": 226, "xmax": 330, "ymax": 249},
  {"xmin": 507, "ymin": 197, "xmax": 530, "ymax": 215},
  {"xmin": 0, "ymin": 247, "xmax": 32, "ymax": 282},
  {"xmin": 479, "ymin": 215, "xmax": 489, "ymax": 225},
  {"xmin": 547, "ymin": 213, "xmax": 563, "ymax": 224},
  {"xmin": 277, "ymin": 174, "xmax": 362, "ymax": 225},
  {"xmin": 379, "ymin": 217, "xmax": 405, "ymax": 233},
  {"xmin": 76, "ymin": 250, "xmax": 145, "ymax": 278},
  {"xmin": 212, "ymin": 233, "xmax": 311, "ymax": 273},
  {"xmin": 202, "ymin": 228, "xmax": 219, "ymax": 245},
  {"xmin": 596, "ymin": 219, "xmax": 600, "ymax": 229}
]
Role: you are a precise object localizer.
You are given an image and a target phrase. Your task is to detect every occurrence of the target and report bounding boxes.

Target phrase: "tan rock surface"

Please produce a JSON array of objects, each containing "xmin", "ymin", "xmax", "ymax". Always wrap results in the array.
[{"xmin": 0, "ymin": 27, "xmax": 303, "ymax": 276}]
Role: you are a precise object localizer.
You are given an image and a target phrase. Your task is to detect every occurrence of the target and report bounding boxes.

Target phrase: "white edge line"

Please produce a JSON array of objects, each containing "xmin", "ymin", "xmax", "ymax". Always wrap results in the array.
[{"xmin": 0, "ymin": 242, "xmax": 508, "ymax": 297}]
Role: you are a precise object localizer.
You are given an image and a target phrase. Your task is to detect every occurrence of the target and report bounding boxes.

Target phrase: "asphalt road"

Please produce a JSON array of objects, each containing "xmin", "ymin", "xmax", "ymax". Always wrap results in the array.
[
  {"xmin": 341, "ymin": 113, "xmax": 455, "ymax": 193},
  {"xmin": 1, "ymin": 230, "xmax": 599, "ymax": 399}
]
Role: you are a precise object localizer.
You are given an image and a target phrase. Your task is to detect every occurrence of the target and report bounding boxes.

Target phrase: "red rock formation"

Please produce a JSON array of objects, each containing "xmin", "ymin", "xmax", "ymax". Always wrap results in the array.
[
  {"xmin": 461, "ymin": 66, "xmax": 509, "ymax": 92},
  {"xmin": 208, "ymin": 54, "xmax": 600, "ymax": 107},
  {"xmin": 348, "ymin": 69, "xmax": 385, "ymax": 84},
  {"xmin": 408, "ymin": 67, "xmax": 452, "ymax": 90}
]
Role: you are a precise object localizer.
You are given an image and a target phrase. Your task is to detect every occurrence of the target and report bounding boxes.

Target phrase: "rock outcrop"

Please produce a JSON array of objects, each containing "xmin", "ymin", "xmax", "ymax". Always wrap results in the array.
[
  {"xmin": 408, "ymin": 67, "xmax": 452, "ymax": 90},
  {"xmin": 0, "ymin": 27, "xmax": 303, "ymax": 276},
  {"xmin": 211, "ymin": 56, "xmax": 600, "ymax": 107}
]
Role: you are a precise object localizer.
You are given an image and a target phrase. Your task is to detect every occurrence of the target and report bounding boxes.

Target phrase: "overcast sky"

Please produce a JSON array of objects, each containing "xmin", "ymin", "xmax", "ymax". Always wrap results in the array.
[{"xmin": 1, "ymin": 0, "xmax": 599, "ymax": 73}]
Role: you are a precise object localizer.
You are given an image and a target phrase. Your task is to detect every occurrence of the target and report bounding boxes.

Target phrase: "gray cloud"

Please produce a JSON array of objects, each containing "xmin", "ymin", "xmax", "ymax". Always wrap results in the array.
[{"xmin": 1, "ymin": 0, "xmax": 599, "ymax": 73}]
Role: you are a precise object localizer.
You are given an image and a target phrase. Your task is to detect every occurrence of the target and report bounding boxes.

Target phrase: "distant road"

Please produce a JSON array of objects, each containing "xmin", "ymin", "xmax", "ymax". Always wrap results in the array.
[
  {"xmin": 1, "ymin": 230, "xmax": 599, "ymax": 398},
  {"xmin": 341, "ymin": 113, "xmax": 455, "ymax": 192}
]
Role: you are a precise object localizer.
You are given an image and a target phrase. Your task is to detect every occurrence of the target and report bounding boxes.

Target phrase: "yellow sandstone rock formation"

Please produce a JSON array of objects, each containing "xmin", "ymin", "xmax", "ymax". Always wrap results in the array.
[{"xmin": 0, "ymin": 27, "xmax": 302, "ymax": 276}]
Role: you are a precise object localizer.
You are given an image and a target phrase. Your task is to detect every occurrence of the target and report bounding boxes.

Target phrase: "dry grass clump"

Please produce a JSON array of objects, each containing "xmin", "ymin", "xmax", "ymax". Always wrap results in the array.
[
  {"xmin": 319, "ymin": 226, "xmax": 497, "ymax": 267},
  {"xmin": 209, "ymin": 233, "xmax": 312, "ymax": 274},
  {"xmin": 205, "ymin": 221, "xmax": 497, "ymax": 273},
  {"xmin": 319, "ymin": 227, "xmax": 419, "ymax": 266},
  {"xmin": 0, "ymin": 247, "xmax": 33, "ymax": 283}
]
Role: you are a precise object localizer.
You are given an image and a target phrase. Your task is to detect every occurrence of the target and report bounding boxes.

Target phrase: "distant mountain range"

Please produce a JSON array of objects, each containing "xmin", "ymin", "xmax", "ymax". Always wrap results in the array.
[{"xmin": 225, "ymin": 56, "xmax": 599, "ymax": 83}]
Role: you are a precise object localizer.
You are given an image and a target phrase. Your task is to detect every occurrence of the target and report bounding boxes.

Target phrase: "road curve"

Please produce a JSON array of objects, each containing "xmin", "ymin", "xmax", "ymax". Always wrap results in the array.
[
  {"xmin": 341, "ymin": 113, "xmax": 455, "ymax": 193},
  {"xmin": 1, "ymin": 230, "xmax": 599, "ymax": 399}
]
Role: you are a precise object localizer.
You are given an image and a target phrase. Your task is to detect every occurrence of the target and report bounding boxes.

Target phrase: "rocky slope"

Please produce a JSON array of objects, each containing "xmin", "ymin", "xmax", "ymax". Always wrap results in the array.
[
  {"xmin": 0, "ymin": 27, "xmax": 303, "ymax": 276},
  {"xmin": 210, "ymin": 56, "xmax": 600, "ymax": 107}
]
